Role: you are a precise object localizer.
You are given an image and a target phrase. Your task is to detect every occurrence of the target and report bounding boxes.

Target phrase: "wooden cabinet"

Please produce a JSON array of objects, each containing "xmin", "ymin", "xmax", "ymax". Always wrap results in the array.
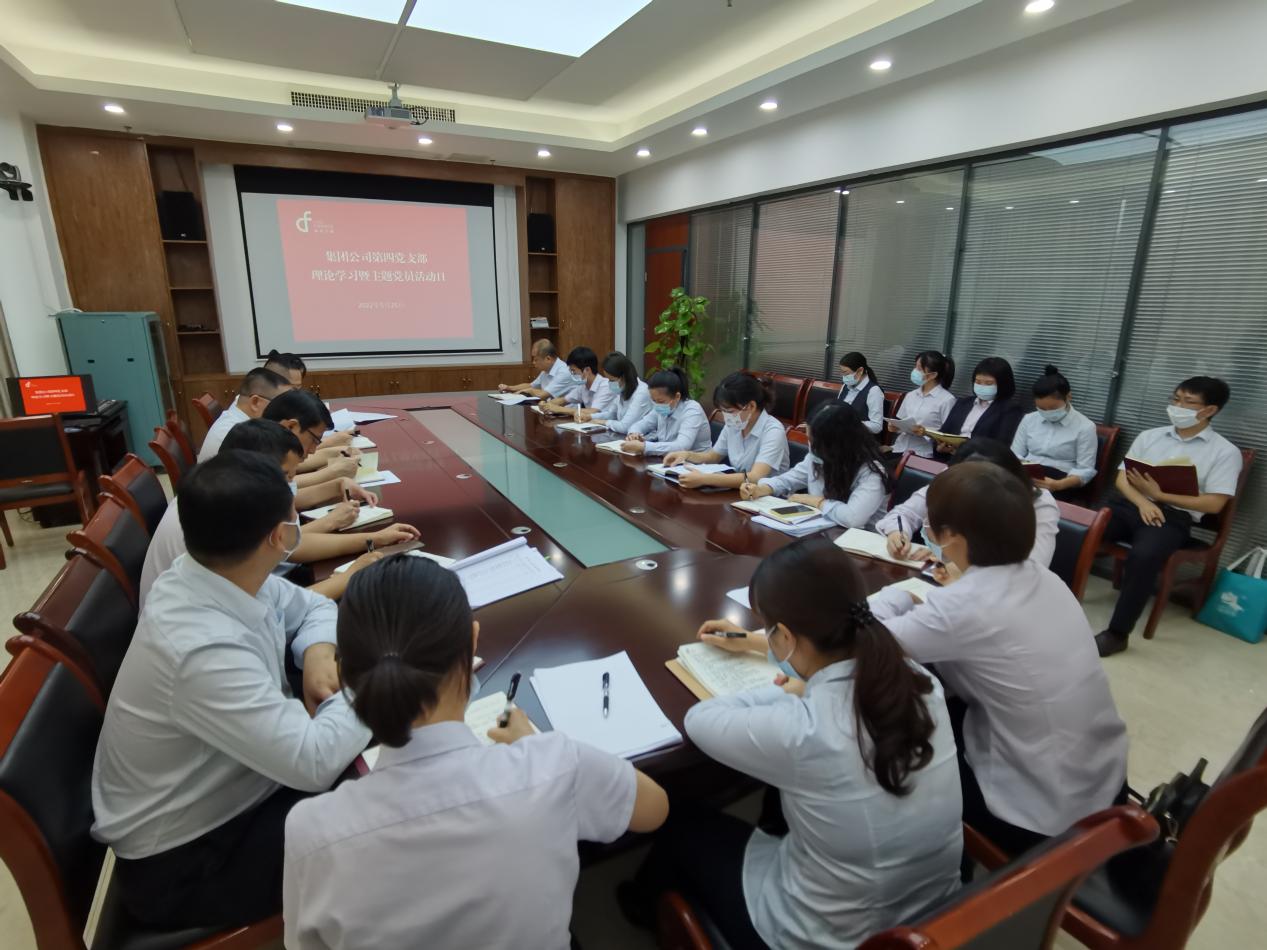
[
  {"xmin": 556, "ymin": 177, "xmax": 615, "ymax": 357},
  {"xmin": 305, "ymin": 373, "xmax": 359, "ymax": 400}
]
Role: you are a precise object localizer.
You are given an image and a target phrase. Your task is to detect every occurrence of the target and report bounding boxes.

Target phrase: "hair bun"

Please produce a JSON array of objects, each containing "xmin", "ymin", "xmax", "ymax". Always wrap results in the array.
[{"xmin": 1043, "ymin": 364, "xmax": 1060, "ymax": 376}]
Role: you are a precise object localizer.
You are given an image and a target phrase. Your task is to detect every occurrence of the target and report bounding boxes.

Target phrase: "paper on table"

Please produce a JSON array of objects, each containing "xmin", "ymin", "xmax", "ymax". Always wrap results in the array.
[
  {"xmin": 350, "ymin": 410, "xmax": 398, "ymax": 423},
  {"xmin": 731, "ymin": 496, "xmax": 821, "ymax": 523},
  {"xmin": 351, "ymin": 435, "xmax": 376, "ymax": 450},
  {"xmin": 677, "ymin": 642, "xmax": 780, "ymax": 698},
  {"xmin": 299, "ymin": 504, "xmax": 394, "ymax": 530},
  {"xmin": 488, "ymin": 392, "xmax": 539, "ymax": 405},
  {"xmin": 726, "ymin": 586, "xmax": 751, "ymax": 609},
  {"xmin": 530, "ymin": 651, "xmax": 681, "ymax": 759},
  {"xmin": 333, "ymin": 549, "xmax": 456, "ymax": 574},
  {"xmin": 451, "ymin": 537, "xmax": 564, "ymax": 609},
  {"xmin": 884, "ymin": 416, "xmax": 919, "ymax": 435},
  {"xmin": 357, "ymin": 470, "xmax": 400, "ymax": 487},
  {"xmin": 326, "ymin": 407, "xmax": 357, "ymax": 434},
  {"xmin": 883, "ymin": 576, "xmax": 939, "ymax": 601},
  {"xmin": 647, "ymin": 462, "xmax": 736, "ymax": 480},
  {"xmin": 360, "ymin": 689, "xmax": 535, "ymax": 769},
  {"xmin": 750, "ymin": 514, "xmax": 834, "ymax": 536},
  {"xmin": 558, "ymin": 420, "xmax": 608, "ymax": 433},
  {"xmin": 597, "ymin": 440, "xmax": 638, "ymax": 456},
  {"xmin": 835, "ymin": 527, "xmax": 927, "ymax": 568}
]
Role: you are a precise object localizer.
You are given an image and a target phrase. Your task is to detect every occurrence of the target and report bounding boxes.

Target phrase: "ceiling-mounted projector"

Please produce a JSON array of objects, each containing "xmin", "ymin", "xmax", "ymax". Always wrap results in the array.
[{"xmin": 365, "ymin": 82, "xmax": 418, "ymax": 129}]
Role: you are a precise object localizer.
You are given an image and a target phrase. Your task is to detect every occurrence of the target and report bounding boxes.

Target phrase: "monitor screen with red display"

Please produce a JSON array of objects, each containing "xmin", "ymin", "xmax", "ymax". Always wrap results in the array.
[{"xmin": 7, "ymin": 375, "xmax": 96, "ymax": 415}]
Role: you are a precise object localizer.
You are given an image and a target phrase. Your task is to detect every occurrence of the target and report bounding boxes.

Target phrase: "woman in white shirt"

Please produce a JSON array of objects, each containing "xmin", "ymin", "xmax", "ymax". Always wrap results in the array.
[
  {"xmin": 283, "ymin": 556, "xmax": 669, "ymax": 950},
  {"xmin": 836, "ymin": 351, "xmax": 885, "ymax": 434},
  {"xmin": 664, "ymin": 372, "xmax": 790, "ymax": 490},
  {"xmin": 580, "ymin": 351, "xmax": 650, "ymax": 433},
  {"xmin": 880, "ymin": 437, "xmax": 1060, "ymax": 567},
  {"xmin": 626, "ymin": 538, "xmax": 962, "ymax": 950},
  {"xmin": 621, "ymin": 366, "xmax": 711, "ymax": 456},
  {"xmin": 1011, "ymin": 364, "xmax": 1099, "ymax": 500},
  {"xmin": 741, "ymin": 402, "xmax": 886, "ymax": 529},
  {"xmin": 869, "ymin": 462, "xmax": 1128, "ymax": 857},
  {"xmin": 888, "ymin": 350, "xmax": 957, "ymax": 458}
]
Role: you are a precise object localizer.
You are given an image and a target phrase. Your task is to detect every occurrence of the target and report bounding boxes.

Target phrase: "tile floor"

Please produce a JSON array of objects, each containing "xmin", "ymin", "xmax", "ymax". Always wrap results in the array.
[{"xmin": 1, "ymin": 507, "xmax": 1264, "ymax": 949}]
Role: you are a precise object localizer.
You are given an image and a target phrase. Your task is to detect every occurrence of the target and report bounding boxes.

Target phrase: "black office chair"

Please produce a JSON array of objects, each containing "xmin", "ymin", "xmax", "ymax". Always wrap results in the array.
[
  {"xmin": 789, "ymin": 440, "xmax": 809, "ymax": 468},
  {"xmin": 99, "ymin": 453, "xmax": 168, "ymax": 535},
  {"xmin": 890, "ymin": 454, "xmax": 947, "ymax": 510},
  {"xmin": 67, "ymin": 493, "xmax": 149, "ymax": 602},
  {"xmin": 1049, "ymin": 502, "xmax": 1111, "ymax": 602},
  {"xmin": 708, "ymin": 419, "xmax": 723, "ymax": 443}
]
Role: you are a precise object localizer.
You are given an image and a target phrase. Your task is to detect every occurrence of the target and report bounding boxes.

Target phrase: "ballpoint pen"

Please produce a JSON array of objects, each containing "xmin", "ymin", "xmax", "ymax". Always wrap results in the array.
[
  {"xmin": 498, "ymin": 672, "xmax": 521, "ymax": 728},
  {"xmin": 365, "ymin": 539, "xmax": 375, "ymax": 554},
  {"xmin": 602, "ymin": 671, "xmax": 610, "ymax": 719}
]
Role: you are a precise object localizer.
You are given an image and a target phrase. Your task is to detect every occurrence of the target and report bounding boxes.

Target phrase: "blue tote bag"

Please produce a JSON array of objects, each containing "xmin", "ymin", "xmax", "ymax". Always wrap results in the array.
[{"xmin": 1197, "ymin": 548, "xmax": 1267, "ymax": 644}]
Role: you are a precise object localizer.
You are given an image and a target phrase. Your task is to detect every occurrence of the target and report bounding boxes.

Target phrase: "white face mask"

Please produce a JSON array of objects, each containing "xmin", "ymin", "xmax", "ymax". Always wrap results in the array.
[
  {"xmin": 281, "ymin": 518, "xmax": 302, "ymax": 560},
  {"xmin": 722, "ymin": 408, "xmax": 750, "ymax": 431},
  {"xmin": 1167, "ymin": 404, "xmax": 1204, "ymax": 429}
]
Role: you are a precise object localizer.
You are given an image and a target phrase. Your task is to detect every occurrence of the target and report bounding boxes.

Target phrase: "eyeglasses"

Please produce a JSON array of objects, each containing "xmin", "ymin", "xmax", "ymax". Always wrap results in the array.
[{"xmin": 301, "ymin": 427, "xmax": 324, "ymax": 448}]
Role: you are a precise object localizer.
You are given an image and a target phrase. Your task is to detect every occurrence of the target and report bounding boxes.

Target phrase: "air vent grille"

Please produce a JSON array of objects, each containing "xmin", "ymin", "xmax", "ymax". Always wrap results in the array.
[{"xmin": 289, "ymin": 91, "xmax": 456, "ymax": 123}]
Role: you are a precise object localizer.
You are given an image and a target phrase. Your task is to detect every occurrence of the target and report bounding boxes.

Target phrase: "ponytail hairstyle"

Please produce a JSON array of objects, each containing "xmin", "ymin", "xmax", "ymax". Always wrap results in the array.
[
  {"xmin": 602, "ymin": 351, "xmax": 640, "ymax": 402},
  {"xmin": 839, "ymin": 351, "xmax": 879, "ymax": 386},
  {"xmin": 1032, "ymin": 364, "xmax": 1071, "ymax": 400},
  {"xmin": 647, "ymin": 365, "xmax": 690, "ymax": 401},
  {"xmin": 749, "ymin": 537, "xmax": 936, "ymax": 796},
  {"xmin": 713, "ymin": 371, "xmax": 769, "ymax": 413},
  {"xmin": 948, "ymin": 436, "xmax": 1039, "ymax": 499},
  {"xmin": 336, "ymin": 556, "xmax": 474, "ymax": 748},
  {"xmin": 807, "ymin": 402, "xmax": 887, "ymax": 502},
  {"xmin": 915, "ymin": 350, "xmax": 955, "ymax": 389}
]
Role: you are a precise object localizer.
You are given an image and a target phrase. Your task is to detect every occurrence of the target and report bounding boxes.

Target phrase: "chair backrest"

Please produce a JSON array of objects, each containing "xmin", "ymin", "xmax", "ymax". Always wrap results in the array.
[
  {"xmin": 164, "ymin": 409, "xmax": 196, "ymax": 467},
  {"xmin": 65, "ymin": 493, "xmax": 148, "ymax": 603},
  {"xmin": 1084, "ymin": 424, "xmax": 1121, "ymax": 503},
  {"xmin": 192, "ymin": 391, "xmax": 223, "ymax": 432},
  {"xmin": 860, "ymin": 805, "xmax": 1157, "ymax": 950},
  {"xmin": 148, "ymin": 426, "xmax": 190, "ymax": 491},
  {"xmin": 1050, "ymin": 502, "xmax": 1111, "ymax": 601},
  {"xmin": 1196, "ymin": 448, "xmax": 1255, "ymax": 544},
  {"xmin": 98, "ymin": 454, "xmax": 167, "ymax": 535},
  {"xmin": 708, "ymin": 418, "xmax": 723, "ymax": 443},
  {"xmin": 767, "ymin": 374, "xmax": 809, "ymax": 425},
  {"xmin": 0, "ymin": 414, "xmax": 76, "ymax": 489},
  {"xmin": 0, "ymin": 647, "xmax": 106, "ymax": 950},
  {"xmin": 891, "ymin": 454, "xmax": 947, "ymax": 509},
  {"xmin": 789, "ymin": 439, "xmax": 809, "ymax": 467},
  {"xmin": 799, "ymin": 380, "xmax": 843, "ymax": 427},
  {"xmin": 14, "ymin": 552, "xmax": 138, "ymax": 695}
]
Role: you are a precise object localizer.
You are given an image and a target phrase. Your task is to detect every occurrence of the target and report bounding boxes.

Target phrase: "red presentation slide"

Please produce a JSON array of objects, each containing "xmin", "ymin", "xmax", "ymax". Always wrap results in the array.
[
  {"xmin": 277, "ymin": 198, "xmax": 474, "ymax": 342},
  {"xmin": 20, "ymin": 376, "xmax": 87, "ymax": 414}
]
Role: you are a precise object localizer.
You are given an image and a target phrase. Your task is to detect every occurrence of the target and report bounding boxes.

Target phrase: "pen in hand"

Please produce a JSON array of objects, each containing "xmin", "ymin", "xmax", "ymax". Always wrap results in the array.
[
  {"xmin": 602, "ymin": 671, "xmax": 610, "ymax": 719},
  {"xmin": 715, "ymin": 631, "xmax": 748, "ymax": 639},
  {"xmin": 365, "ymin": 539, "xmax": 375, "ymax": 554},
  {"xmin": 498, "ymin": 671, "xmax": 522, "ymax": 728}
]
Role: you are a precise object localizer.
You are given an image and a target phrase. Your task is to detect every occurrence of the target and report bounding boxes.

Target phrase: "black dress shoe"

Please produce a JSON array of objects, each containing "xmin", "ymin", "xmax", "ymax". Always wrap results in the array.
[{"xmin": 1096, "ymin": 630, "xmax": 1129, "ymax": 657}]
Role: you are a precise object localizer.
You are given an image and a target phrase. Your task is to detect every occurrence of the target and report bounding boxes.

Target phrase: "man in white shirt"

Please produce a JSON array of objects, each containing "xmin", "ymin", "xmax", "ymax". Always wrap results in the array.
[
  {"xmin": 545, "ymin": 345, "xmax": 618, "ymax": 418},
  {"xmin": 497, "ymin": 339, "xmax": 574, "ymax": 399},
  {"xmin": 92, "ymin": 450, "xmax": 371, "ymax": 930},
  {"xmin": 1096, "ymin": 376, "xmax": 1243, "ymax": 657},
  {"xmin": 197, "ymin": 367, "xmax": 292, "ymax": 461}
]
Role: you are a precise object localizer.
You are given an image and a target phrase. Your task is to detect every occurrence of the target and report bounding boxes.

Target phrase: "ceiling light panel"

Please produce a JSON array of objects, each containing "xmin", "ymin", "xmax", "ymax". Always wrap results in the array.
[
  {"xmin": 407, "ymin": 0, "xmax": 653, "ymax": 57},
  {"xmin": 275, "ymin": 0, "xmax": 406, "ymax": 24}
]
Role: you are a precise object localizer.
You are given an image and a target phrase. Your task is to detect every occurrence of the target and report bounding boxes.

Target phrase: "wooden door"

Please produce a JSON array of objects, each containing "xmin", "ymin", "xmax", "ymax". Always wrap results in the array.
[{"xmin": 556, "ymin": 178, "xmax": 615, "ymax": 358}]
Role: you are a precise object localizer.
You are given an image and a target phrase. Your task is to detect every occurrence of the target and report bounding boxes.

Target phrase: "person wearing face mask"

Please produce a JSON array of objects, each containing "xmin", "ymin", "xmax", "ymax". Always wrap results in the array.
[
  {"xmin": 868, "ymin": 462, "xmax": 1129, "ymax": 860},
  {"xmin": 933, "ymin": 356, "xmax": 1023, "ymax": 457},
  {"xmin": 197, "ymin": 367, "xmax": 293, "ymax": 461},
  {"xmin": 835, "ymin": 351, "xmax": 884, "ymax": 434},
  {"xmin": 621, "ymin": 366, "xmax": 711, "ymax": 456},
  {"xmin": 741, "ymin": 402, "xmax": 887, "ymax": 528},
  {"xmin": 584, "ymin": 351, "xmax": 651, "ymax": 432},
  {"xmin": 1095, "ymin": 376, "xmax": 1242, "ymax": 657},
  {"xmin": 624, "ymin": 538, "xmax": 961, "ymax": 949},
  {"xmin": 91, "ymin": 450, "xmax": 371, "ymax": 932},
  {"xmin": 1010, "ymin": 365, "xmax": 1098, "ymax": 499},
  {"xmin": 888, "ymin": 350, "xmax": 957, "ymax": 458},
  {"xmin": 543, "ymin": 345, "xmax": 618, "ymax": 419},
  {"xmin": 662, "ymin": 372, "xmax": 789, "ymax": 490}
]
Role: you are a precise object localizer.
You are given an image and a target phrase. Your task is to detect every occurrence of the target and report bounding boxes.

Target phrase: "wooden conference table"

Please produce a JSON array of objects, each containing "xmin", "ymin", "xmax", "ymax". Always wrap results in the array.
[{"xmin": 318, "ymin": 392, "xmax": 924, "ymax": 793}]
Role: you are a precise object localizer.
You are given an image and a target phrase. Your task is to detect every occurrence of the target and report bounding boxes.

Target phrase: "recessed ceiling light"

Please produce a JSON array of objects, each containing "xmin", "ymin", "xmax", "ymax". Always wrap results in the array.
[
  {"xmin": 276, "ymin": 122, "xmax": 294, "ymax": 133},
  {"xmin": 537, "ymin": 148, "xmax": 551, "ymax": 158},
  {"xmin": 417, "ymin": 135, "xmax": 433, "ymax": 145},
  {"xmin": 406, "ymin": 0, "xmax": 654, "ymax": 57},
  {"xmin": 834, "ymin": 188, "xmax": 843, "ymax": 194},
  {"xmin": 946, "ymin": 206, "xmax": 955, "ymax": 211},
  {"xmin": 870, "ymin": 58, "xmax": 892, "ymax": 72},
  {"xmin": 895, "ymin": 199, "xmax": 905, "ymax": 204},
  {"xmin": 759, "ymin": 99, "xmax": 778, "ymax": 112},
  {"xmin": 1004, "ymin": 205, "xmax": 1015, "ymax": 210},
  {"xmin": 103, "ymin": 103, "xmax": 126, "ymax": 115},
  {"xmin": 636, "ymin": 147, "xmax": 651, "ymax": 158},
  {"xmin": 1069, "ymin": 199, "xmax": 1079, "ymax": 204},
  {"xmin": 1024, "ymin": 0, "xmax": 1055, "ymax": 13},
  {"xmin": 691, "ymin": 126, "xmax": 708, "ymax": 137},
  {"xmin": 840, "ymin": 189, "xmax": 850, "ymax": 195}
]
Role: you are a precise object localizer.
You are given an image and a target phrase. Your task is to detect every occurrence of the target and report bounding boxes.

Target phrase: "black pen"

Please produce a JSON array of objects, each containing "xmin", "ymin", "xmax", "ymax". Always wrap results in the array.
[
  {"xmin": 498, "ymin": 671, "xmax": 522, "ymax": 728},
  {"xmin": 365, "ymin": 539, "xmax": 375, "ymax": 554},
  {"xmin": 714, "ymin": 631, "xmax": 748, "ymax": 639},
  {"xmin": 602, "ymin": 671, "xmax": 610, "ymax": 719}
]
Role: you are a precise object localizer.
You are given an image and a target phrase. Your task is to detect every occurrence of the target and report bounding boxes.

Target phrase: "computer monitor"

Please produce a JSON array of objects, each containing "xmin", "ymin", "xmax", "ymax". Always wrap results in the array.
[{"xmin": 6, "ymin": 374, "xmax": 96, "ymax": 415}]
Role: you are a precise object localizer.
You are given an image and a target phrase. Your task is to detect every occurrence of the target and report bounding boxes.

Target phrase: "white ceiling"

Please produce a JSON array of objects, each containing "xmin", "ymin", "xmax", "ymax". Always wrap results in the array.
[{"xmin": 0, "ymin": 0, "xmax": 1141, "ymax": 177}]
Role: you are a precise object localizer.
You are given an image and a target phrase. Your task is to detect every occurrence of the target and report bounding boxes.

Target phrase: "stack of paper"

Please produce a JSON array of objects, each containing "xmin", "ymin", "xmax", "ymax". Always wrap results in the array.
[
  {"xmin": 488, "ymin": 392, "xmax": 540, "ymax": 405},
  {"xmin": 357, "ymin": 470, "xmax": 401, "ymax": 488},
  {"xmin": 350, "ymin": 435, "xmax": 376, "ymax": 450},
  {"xmin": 531, "ymin": 651, "xmax": 681, "ymax": 759},
  {"xmin": 835, "ymin": 528, "xmax": 928, "ymax": 567},
  {"xmin": 360, "ymin": 690, "xmax": 537, "ymax": 769},
  {"xmin": 324, "ymin": 407, "xmax": 397, "ymax": 437},
  {"xmin": 726, "ymin": 587, "xmax": 752, "ymax": 608},
  {"xmin": 451, "ymin": 537, "xmax": 564, "ymax": 608},
  {"xmin": 558, "ymin": 420, "xmax": 608, "ymax": 433},
  {"xmin": 647, "ymin": 462, "xmax": 736, "ymax": 482},
  {"xmin": 333, "ymin": 549, "xmax": 456, "ymax": 574},
  {"xmin": 750, "ymin": 514, "xmax": 834, "ymax": 536},
  {"xmin": 732, "ymin": 496, "xmax": 821, "ymax": 524},
  {"xmin": 300, "ymin": 503, "xmax": 394, "ymax": 530},
  {"xmin": 675, "ymin": 642, "xmax": 780, "ymax": 698},
  {"xmin": 596, "ymin": 440, "xmax": 638, "ymax": 456},
  {"xmin": 350, "ymin": 410, "xmax": 398, "ymax": 423},
  {"xmin": 884, "ymin": 416, "xmax": 919, "ymax": 435}
]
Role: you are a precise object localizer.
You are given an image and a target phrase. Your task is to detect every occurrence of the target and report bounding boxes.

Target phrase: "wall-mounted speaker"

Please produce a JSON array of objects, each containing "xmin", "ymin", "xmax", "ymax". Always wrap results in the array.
[
  {"xmin": 527, "ymin": 213, "xmax": 555, "ymax": 253},
  {"xmin": 157, "ymin": 190, "xmax": 206, "ymax": 240}
]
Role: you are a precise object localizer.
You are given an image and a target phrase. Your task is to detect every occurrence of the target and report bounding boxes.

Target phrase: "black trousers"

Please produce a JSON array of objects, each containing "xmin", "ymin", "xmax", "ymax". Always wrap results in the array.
[
  {"xmin": 633, "ymin": 800, "xmax": 770, "ymax": 950},
  {"xmin": 114, "ymin": 787, "xmax": 308, "ymax": 930},
  {"xmin": 1102, "ymin": 497, "xmax": 1192, "ymax": 637}
]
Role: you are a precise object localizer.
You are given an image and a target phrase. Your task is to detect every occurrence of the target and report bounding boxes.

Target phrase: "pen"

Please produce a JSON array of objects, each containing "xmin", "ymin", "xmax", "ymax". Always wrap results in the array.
[
  {"xmin": 602, "ymin": 671, "xmax": 610, "ymax": 719},
  {"xmin": 344, "ymin": 488, "xmax": 351, "ymax": 503},
  {"xmin": 365, "ymin": 539, "xmax": 375, "ymax": 554},
  {"xmin": 715, "ymin": 631, "xmax": 748, "ymax": 639},
  {"xmin": 498, "ymin": 671, "xmax": 522, "ymax": 728}
]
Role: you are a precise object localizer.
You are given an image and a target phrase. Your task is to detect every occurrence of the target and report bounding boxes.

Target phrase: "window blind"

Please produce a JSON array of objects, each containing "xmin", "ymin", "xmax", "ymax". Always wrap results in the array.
[
  {"xmin": 749, "ymin": 190, "xmax": 840, "ymax": 378},
  {"xmin": 689, "ymin": 205, "xmax": 754, "ymax": 400},
  {"xmin": 1113, "ymin": 109, "xmax": 1267, "ymax": 559},
  {"xmin": 951, "ymin": 133, "xmax": 1160, "ymax": 418},
  {"xmin": 831, "ymin": 171, "xmax": 963, "ymax": 392}
]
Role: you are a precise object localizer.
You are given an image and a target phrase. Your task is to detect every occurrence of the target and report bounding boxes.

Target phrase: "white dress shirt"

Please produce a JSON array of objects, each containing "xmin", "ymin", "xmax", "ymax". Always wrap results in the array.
[
  {"xmin": 1011, "ymin": 407, "xmax": 1099, "ymax": 485},
  {"xmin": 283, "ymin": 726, "xmax": 635, "ymax": 950},
  {"xmin": 893, "ymin": 386, "xmax": 956, "ymax": 457},
  {"xmin": 197, "ymin": 398, "xmax": 250, "ymax": 461},
  {"xmin": 562, "ymin": 373, "xmax": 617, "ymax": 415},
  {"xmin": 1118, "ymin": 424, "xmax": 1243, "ymax": 519},
  {"xmin": 839, "ymin": 382, "xmax": 885, "ymax": 434},
  {"xmin": 959, "ymin": 398, "xmax": 992, "ymax": 437},
  {"xmin": 627, "ymin": 399, "xmax": 711, "ymax": 455},
  {"xmin": 869, "ymin": 559, "xmax": 1129, "ymax": 836},
  {"xmin": 531, "ymin": 358, "xmax": 576, "ymax": 399},
  {"xmin": 138, "ymin": 498, "xmax": 183, "ymax": 608},
  {"xmin": 686, "ymin": 661, "xmax": 962, "ymax": 950},
  {"xmin": 712, "ymin": 410, "xmax": 790, "ymax": 475},
  {"xmin": 875, "ymin": 486, "xmax": 1061, "ymax": 567},
  {"xmin": 759, "ymin": 458, "xmax": 886, "ymax": 529},
  {"xmin": 601, "ymin": 379, "xmax": 653, "ymax": 435},
  {"xmin": 92, "ymin": 555, "xmax": 369, "ymax": 859}
]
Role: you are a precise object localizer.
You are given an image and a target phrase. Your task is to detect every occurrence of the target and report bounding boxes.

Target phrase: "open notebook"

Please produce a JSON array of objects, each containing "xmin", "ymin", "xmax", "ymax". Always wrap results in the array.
[
  {"xmin": 835, "ymin": 527, "xmax": 927, "ymax": 568},
  {"xmin": 596, "ymin": 440, "xmax": 639, "ymax": 456},
  {"xmin": 488, "ymin": 392, "xmax": 540, "ymax": 405},
  {"xmin": 732, "ymin": 496, "xmax": 821, "ymax": 524},
  {"xmin": 299, "ymin": 503, "xmax": 394, "ymax": 531},
  {"xmin": 359, "ymin": 691, "xmax": 539, "ymax": 769},
  {"xmin": 450, "ymin": 537, "xmax": 563, "ymax": 608},
  {"xmin": 557, "ymin": 420, "xmax": 608, "ymax": 434},
  {"xmin": 667, "ymin": 642, "xmax": 780, "ymax": 700}
]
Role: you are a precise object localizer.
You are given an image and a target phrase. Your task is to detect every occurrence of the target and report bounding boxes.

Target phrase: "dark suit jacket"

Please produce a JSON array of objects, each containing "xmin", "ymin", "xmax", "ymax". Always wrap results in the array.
[{"xmin": 939, "ymin": 396, "xmax": 1024, "ymax": 449}]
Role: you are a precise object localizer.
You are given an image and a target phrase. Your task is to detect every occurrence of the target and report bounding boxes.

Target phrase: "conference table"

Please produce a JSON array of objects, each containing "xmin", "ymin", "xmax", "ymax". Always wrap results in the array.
[{"xmin": 317, "ymin": 391, "xmax": 924, "ymax": 794}]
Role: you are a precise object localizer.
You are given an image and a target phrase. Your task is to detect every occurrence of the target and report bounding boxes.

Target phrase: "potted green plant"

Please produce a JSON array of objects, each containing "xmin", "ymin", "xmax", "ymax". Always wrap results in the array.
[{"xmin": 645, "ymin": 287, "xmax": 712, "ymax": 399}]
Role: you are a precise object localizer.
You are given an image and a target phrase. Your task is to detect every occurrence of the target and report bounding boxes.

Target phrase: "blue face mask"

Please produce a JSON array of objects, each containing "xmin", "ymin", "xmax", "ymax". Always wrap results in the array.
[
  {"xmin": 652, "ymin": 402, "xmax": 673, "ymax": 417},
  {"xmin": 974, "ymin": 383, "xmax": 998, "ymax": 401},
  {"xmin": 608, "ymin": 379, "xmax": 622, "ymax": 394},
  {"xmin": 843, "ymin": 372, "xmax": 862, "ymax": 389},
  {"xmin": 1038, "ymin": 406, "xmax": 1069, "ymax": 422},
  {"xmin": 570, "ymin": 373, "xmax": 585, "ymax": 386},
  {"xmin": 766, "ymin": 626, "xmax": 800, "ymax": 680},
  {"xmin": 924, "ymin": 529, "xmax": 944, "ymax": 564},
  {"xmin": 910, "ymin": 368, "xmax": 926, "ymax": 387}
]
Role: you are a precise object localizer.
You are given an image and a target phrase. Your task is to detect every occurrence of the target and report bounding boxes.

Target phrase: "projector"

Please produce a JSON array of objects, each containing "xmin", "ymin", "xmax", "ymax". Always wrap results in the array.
[{"xmin": 365, "ymin": 82, "xmax": 418, "ymax": 129}]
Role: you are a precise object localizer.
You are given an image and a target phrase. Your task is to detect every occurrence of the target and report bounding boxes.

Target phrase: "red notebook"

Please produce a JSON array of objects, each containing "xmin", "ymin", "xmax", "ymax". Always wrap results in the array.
[{"xmin": 1124, "ymin": 457, "xmax": 1199, "ymax": 496}]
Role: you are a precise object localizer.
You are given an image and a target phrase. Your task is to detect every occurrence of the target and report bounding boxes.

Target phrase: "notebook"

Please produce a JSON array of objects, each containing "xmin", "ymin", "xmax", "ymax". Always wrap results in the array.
[
  {"xmin": 750, "ymin": 514, "xmax": 834, "ymax": 536},
  {"xmin": 1123, "ymin": 456, "xmax": 1199, "ymax": 496},
  {"xmin": 732, "ymin": 496, "xmax": 822, "ymax": 524},
  {"xmin": 488, "ymin": 392, "xmax": 540, "ymax": 405},
  {"xmin": 835, "ymin": 527, "xmax": 928, "ymax": 568},
  {"xmin": 359, "ymin": 690, "xmax": 537, "ymax": 769},
  {"xmin": 333, "ymin": 548, "xmax": 455, "ymax": 574},
  {"xmin": 530, "ymin": 651, "xmax": 682, "ymax": 759},
  {"xmin": 357, "ymin": 470, "xmax": 400, "ymax": 487},
  {"xmin": 597, "ymin": 440, "xmax": 639, "ymax": 456},
  {"xmin": 558, "ymin": 420, "xmax": 608, "ymax": 434},
  {"xmin": 668, "ymin": 642, "xmax": 780, "ymax": 700},
  {"xmin": 532, "ymin": 403, "xmax": 573, "ymax": 417},
  {"xmin": 450, "ymin": 537, "xmax": 564, "ymax": 608},
  {"xmin": 647, "ymin": 462, "xmax": 736, "ymax": 482},
  {"xmin": 351, "ymin": 435, "xmax": 376, "ymax": 450},
  {"xmin": 925, "ymin": 429, "xmax": 968, "ymax": 447},
  {"xmin": 299, "ymin": 503, "xmax": 394, "ymax": 530},
  {"xmin": 882, "ymin": 576, "xmax": 939, "ymax": 601}
]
